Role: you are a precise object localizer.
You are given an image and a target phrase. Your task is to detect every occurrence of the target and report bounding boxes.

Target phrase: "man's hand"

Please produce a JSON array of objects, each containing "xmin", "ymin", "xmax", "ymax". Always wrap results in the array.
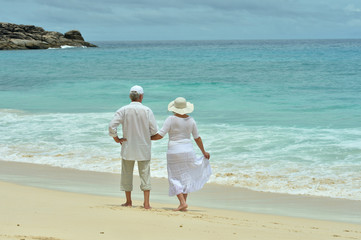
[{"xmin": 113, "ymin": 136, "xmax": 127, "ymax": 145}]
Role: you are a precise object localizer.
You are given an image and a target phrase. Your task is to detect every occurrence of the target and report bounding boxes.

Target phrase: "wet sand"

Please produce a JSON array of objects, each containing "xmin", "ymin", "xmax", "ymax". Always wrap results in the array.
[{"xmin": 0, "ymin": 160, "xmax": 361, "ymax": 240}]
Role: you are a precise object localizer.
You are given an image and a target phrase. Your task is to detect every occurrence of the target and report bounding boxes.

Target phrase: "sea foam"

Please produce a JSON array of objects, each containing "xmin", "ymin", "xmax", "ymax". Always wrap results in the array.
[{"xmin": 1, "ymin": 109, "xmax": 360, "ymax": 200}]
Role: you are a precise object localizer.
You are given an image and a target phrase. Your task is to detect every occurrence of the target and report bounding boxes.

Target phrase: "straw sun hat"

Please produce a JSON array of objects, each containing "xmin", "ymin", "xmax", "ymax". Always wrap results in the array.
[{"xmin": 168, "ymin": 97, "xmax": 194, "ymax": 115}]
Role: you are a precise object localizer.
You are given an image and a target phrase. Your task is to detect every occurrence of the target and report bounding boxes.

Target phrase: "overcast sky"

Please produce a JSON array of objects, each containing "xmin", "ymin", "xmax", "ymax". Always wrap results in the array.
[{"xmin": 1, "ymin": 0, "xmax": 361, "ymax": 41}]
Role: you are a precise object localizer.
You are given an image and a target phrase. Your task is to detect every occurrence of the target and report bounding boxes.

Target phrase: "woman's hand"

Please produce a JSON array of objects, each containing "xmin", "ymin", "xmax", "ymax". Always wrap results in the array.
[
  {"xmin": 151, "ymin": 133, "xmax": 163, "ymax": 140},
  {"xmin": 203, "ymin": 152, "xmax": 210, "ymax": 160}
]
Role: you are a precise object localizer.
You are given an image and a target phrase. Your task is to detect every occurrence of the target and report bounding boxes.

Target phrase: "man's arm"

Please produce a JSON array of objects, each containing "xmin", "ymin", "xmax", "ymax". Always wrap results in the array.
[
  {"xmin": 109, "ymin": 110, "xmax": 124, "ymax": 143},
  {"xmin": 148, "ymin": 109, "xmax": 158, "ymax": 136}
]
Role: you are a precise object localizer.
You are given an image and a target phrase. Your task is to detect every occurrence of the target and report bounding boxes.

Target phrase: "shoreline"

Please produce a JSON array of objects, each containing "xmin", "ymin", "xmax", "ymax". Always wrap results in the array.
[
  {"xmin": 1, "ymin": 160, "xmax": 361, "ymax": 225},
  {"xmin": 2, "ymin": 182, "xmax": 361, "ymax": 240},
  {"xmin": 1, "ymin": 164, "xmax": 361, "ymax": 240}
]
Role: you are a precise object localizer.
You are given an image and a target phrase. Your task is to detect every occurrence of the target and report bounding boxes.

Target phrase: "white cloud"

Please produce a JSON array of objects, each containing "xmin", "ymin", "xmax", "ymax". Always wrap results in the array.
[
  {"xmin": 345, "ymin": 4, "xmax": 361, "ymax": 13},
  {"xmin": 2, "ymin": 0, "xmax": 361, "ymax": 40}
]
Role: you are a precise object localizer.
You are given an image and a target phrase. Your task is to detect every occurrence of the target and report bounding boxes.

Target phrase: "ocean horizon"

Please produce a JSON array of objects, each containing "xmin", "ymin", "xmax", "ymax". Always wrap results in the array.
[{"xmin": 1, "ymin": 39, "xmax": 361, "ymax": 201}]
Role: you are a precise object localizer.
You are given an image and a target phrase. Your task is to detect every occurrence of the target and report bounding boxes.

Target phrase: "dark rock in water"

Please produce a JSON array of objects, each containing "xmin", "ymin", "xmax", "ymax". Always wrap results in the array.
[
  {"xmin": 0, "ymin": 22, "xmax": 97, "ymax": 50},
  {"xmin": 64, "ymin": 30, "xmax": 85, "ymax": 41}
]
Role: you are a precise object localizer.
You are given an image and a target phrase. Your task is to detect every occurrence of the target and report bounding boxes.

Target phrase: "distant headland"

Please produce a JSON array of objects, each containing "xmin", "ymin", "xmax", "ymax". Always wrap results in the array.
[{"xmin": 0, "ymin": 22, "xmax": 97, "ymax": 50}]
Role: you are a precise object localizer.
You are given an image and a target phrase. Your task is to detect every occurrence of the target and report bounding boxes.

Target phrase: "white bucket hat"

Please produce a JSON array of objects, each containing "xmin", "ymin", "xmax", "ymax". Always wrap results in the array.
[{"xmin": 168, "ymin": 97, "xmax": 194, "ymax": 115}]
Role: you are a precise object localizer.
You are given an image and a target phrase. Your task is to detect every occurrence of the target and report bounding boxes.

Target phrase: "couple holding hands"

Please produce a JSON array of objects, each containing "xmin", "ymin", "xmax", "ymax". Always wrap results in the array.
[{"xmin": 109, "ymin": 85, "xmax": 211, "ymax": 211}]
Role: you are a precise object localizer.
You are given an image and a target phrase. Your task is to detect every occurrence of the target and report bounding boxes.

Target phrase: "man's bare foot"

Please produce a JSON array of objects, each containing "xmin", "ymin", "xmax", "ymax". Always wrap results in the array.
[
  {"xmin": 121, "ymin": 202, "xmax": 132, "ymax": 207},
  {"xmin": 143, "ymin": 203, "xmax": 152, "ymax": 210},
  {"xmin": 173, "ymin": 203, "xmax": 188, "ymax": 211}
]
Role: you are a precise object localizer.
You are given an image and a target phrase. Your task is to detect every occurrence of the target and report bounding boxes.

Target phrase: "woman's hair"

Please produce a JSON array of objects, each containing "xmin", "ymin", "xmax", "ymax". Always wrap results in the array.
[{"xmin": 129, "ymin": 91, "xmax": 140, "ymax": 101}]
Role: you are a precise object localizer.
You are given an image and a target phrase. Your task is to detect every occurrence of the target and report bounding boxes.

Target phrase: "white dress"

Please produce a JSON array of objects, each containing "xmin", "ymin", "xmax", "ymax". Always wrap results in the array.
[{"xmin": 158, "ymin": 116, "xmax": 212, "ymax": 196}]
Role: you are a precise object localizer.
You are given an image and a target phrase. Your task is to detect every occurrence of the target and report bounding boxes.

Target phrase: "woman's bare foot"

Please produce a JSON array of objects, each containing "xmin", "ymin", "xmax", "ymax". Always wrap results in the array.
[
  {"xmin": 173, "ymin": 203, "xmax": 188, "ymax": 211},
  {"xmin": 121, "ymin": 201, "xmax": 132, "ymax": 207}
]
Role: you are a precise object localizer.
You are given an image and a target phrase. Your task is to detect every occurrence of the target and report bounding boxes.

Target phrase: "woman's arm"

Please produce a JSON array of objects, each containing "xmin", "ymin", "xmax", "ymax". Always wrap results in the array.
[
  {"xmin": 194, "ymin": 137, "xmax": 210, "ymax": 159},
  {"xmin": 151, "ymin": 116, "xmax": 171, "ymax": 141},
  {"xmin": 151, "ymin": 133, "xmax": 163, "ymax": 140}
]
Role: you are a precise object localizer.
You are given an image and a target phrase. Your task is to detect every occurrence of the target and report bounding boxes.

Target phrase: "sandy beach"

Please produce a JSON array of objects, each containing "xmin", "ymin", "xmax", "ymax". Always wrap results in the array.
[{"xmin": 1, "ymin": 160, "xmax": 361, "ymax": 240}]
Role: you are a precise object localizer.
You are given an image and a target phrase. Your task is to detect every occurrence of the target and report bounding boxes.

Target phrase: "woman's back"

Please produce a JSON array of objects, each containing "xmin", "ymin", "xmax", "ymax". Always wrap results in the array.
[{"xmin": 159, "ymin": 115, "xmax": 199, "ymax": 142}]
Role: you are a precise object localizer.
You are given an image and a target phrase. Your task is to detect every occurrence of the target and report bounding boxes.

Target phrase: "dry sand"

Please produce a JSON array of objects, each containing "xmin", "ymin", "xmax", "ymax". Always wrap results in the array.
[{"xmin": 0, "ymin": 161, "xmax": 361, "ymax": 240}]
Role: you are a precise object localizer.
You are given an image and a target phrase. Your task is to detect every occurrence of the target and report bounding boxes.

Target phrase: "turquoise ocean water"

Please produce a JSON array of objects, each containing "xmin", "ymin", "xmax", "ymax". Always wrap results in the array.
[{"xmin": 1, "ymin": 39, "xmax": 361, "ymax": 200}]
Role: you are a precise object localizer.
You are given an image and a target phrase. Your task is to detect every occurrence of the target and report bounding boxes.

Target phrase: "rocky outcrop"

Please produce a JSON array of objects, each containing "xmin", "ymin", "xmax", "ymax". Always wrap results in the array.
[{"xmin": 0, "ymin": 22, "xmax": 97, "ymax": 50}]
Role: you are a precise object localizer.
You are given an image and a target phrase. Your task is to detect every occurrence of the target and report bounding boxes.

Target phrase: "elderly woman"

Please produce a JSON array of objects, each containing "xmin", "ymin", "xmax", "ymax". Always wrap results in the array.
[{"xmin": 151, "ymin": 97, "xmax": 211, "ymax": 211}]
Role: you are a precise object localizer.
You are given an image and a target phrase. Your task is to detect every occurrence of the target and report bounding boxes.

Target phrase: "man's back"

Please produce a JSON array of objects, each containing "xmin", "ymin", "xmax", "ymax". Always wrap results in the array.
[
  {"xmin": 108, "ymin": 85, "xmax": 155, "ymax": 209},
  {"xmin": 109, "ymin": 102, "xmax": 157, "ymax": 161}
]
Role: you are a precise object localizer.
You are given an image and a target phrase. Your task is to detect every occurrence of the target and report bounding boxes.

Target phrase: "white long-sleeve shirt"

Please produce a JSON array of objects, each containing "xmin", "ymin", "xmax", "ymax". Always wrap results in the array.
[
  {"xmin": 109, "ymin": 102, "xmax": 158, "ymax": 161},
  {"xmin": 158, "ymin": 115, "xmax": 199, "ymax": 141}
]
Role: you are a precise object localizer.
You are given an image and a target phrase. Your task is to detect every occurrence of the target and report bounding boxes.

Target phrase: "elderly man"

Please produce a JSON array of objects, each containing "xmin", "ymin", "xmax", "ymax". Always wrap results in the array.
[{"xmin": 109, "ymin": 85, "xmax": 158, "ymax": 209}]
